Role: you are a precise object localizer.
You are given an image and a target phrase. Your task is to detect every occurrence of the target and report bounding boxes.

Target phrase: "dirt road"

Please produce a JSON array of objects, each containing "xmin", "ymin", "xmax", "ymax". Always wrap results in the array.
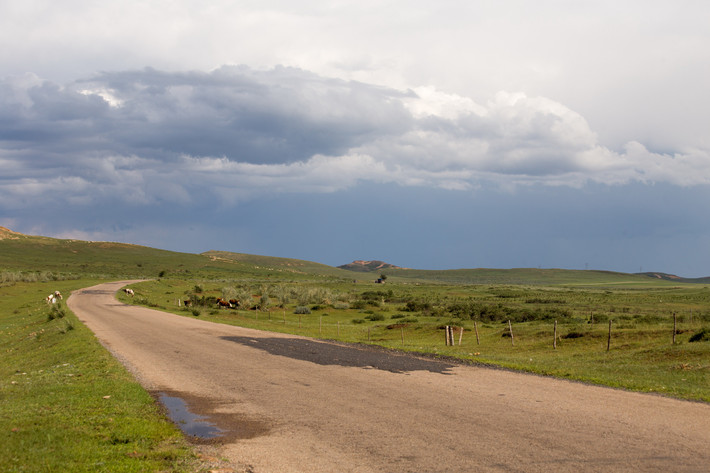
[{"xmin": 68, "ymin": 281, "xmax": 710, "ymax": 472}]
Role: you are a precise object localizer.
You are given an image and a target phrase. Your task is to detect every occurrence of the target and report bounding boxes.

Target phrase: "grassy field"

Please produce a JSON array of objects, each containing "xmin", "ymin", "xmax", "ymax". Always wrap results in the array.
[
  {"xmin": 0, "ymin": 279, "xmax": 202, "ymax": 472},
  {"xmin": 120, "ymin": 278, "xmax": 710, "ymax": 402},
  {"xmin": 2, "ymin": 228, "xmax": 709, "ymax": 471}
]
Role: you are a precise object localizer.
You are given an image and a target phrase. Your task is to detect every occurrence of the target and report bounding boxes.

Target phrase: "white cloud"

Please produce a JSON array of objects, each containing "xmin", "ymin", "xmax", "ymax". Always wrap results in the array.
[{"xmin": 1, "ymin": 67, "xmax": 709, "ymax": 213}]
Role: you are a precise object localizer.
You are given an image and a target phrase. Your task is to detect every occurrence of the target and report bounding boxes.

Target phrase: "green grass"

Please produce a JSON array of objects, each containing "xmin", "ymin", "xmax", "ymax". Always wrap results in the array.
[
  {"xmin": 122, "ymin": 278, "xmax": 710, "ymax": 402},
  {"xmin": 0, "ymin": 280, "xmax": 199, "ymax": 472}
]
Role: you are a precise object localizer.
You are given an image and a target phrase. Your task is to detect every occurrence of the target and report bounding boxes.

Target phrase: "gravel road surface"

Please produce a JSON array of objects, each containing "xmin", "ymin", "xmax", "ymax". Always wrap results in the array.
[{"xmin": 68, "ymin": 281, "xmax": 710, "ymax": 472}]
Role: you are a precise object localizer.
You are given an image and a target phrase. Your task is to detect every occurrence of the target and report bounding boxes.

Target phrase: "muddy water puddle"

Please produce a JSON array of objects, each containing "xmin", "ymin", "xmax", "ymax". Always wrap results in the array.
[
  {"xmin": 154, "ymin": 390, "xmax": 271, "ymax": 444},
  {"xmin": 158, "ymin": 392, "xmax": 224, "ymax": 439}
]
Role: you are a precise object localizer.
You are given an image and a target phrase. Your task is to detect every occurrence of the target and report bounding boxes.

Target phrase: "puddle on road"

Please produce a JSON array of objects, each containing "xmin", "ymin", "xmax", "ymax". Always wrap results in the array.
[
  {"xmin": 157, "ymin": 392, "xmax": 224, "ymax": 440},
  {"xmin": 154, "ymin": 390, "xmax": 272, "ymax": 444}
]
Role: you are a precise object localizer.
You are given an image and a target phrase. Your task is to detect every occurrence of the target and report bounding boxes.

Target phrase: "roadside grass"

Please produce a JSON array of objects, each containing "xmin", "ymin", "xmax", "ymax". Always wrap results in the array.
[
  {"xmin": 0, "ymin": 280, "xmax": 199, "ymax": 473},
  {"xmin": 123, "ymin": 278, "xmax": 710, "ymax": 402}
]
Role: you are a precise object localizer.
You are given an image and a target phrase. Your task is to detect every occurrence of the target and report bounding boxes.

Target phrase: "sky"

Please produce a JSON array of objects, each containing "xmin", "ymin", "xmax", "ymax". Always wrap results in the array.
[{"xmin": 1, "ymin": 0, "xmax": 709, "ymax": 277}]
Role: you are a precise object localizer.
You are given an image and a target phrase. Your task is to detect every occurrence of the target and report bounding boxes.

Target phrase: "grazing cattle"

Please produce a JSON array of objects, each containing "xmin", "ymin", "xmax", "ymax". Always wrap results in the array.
[
  {"xmin": 183, "ymin": 300, "xmax": 192, "ymax": 307},
  {"xmin": 123, "ymin": 288, "xmax": 134, "ymax": 296},
  {"xmin": 54, "ymin": 291, "xmax": 63, "ymax": 299},
  {"xmin": 229, "ymin": 299, "xmax": 239, "ymax": 308},
  {"xmin": 216, "ymin": 298, "xmax": 233, "ymax": 308}
]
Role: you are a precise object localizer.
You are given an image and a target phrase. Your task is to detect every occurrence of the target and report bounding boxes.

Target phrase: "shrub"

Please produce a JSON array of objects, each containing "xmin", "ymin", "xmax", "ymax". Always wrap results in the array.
[
  {"xmin": 351, "ymin": 300, "xmax": 367, "ymax": 310},
  {"xmin": 191, "ymin": 308, "xmax": 201, "ymax": 317},
  {"xmin": 390, "ymin": 314, "xmax": 406, "ymax": 319},
  {"xmin": 333, "ymin": 302, "xmax": 350, "ymax": 310},
  {"xmin": 562, "ymin": 331, "xmax": 585, "ymax": 339},
  {"xmin": 352, "ymin": 318, "xmax": 366, "ymax": 324},
  {"xmin": 365, "ymin": 314, "xmax": 385, "ymax": 321},
  {"xmin": 47, "ymin": 304, "xmax": 66, "ymax": 321},
  {"xmin": 689, "ymin": 328, "xmax": 710, "ymax": 343},
  {"xmin": 294, "ymin": 306, "xmax": 311, "ymax": 314}
]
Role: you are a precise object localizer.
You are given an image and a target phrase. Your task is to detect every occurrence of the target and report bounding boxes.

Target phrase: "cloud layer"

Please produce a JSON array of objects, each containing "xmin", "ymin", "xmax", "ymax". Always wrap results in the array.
[{"xmin": 1, "ymin": 66, "xmax": 708, "ymax": 212}]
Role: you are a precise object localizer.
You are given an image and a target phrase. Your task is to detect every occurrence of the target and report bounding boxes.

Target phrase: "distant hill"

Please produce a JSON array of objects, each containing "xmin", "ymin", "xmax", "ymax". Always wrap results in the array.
[
  {"xmin": 638, "ymin": 272, "xmax": 710, "ymax": 284},
  {"xmin": 1, "ymin": 226, "xmax": 707, "ymax": 286},
  {"xmin": 338, "ymin": 260, "xmax": 404, "ymax": 272}
]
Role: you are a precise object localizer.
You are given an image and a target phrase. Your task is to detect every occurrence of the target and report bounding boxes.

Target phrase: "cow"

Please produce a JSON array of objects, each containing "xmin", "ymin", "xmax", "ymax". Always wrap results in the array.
[
  {"xmin": 216, "ymin": 298, "xmax": 233, "ymax": 308},
  {"xmin": 124, "ymin": 288, "xmax": 134, "ymax": 296},
  {"xmin": 183, "ymin": 299, "xmax": 192, "ymax": 307},
  {"xmin": 229, "ymin": 299, "xmax": 239, "ymax": 308}
]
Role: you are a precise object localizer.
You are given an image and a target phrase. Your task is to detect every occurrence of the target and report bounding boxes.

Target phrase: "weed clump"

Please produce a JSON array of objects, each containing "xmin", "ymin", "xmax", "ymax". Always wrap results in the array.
[
  {"xmin": 294, "ymin": 306, "xmax": 311, "ymax": 314},
  {"xmin": 563, "ymin": 331, "xmax": 585, "ymax": 339},
  {"xmin": 689, "ymin": 328, "xmax": 710, "ymax": 343},
  {"xmin": 47, "ymin": 304, "xmax": 66, "ymax": 321}
]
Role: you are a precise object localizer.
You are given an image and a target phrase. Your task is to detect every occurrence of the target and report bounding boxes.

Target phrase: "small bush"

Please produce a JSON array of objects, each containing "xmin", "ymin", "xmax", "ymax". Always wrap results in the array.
[
  {"xmin": 390, "ymin": 314, "xmax": 406, "ymax": 319},
  {"xmin": 191, "ymin": 308, "xmax": 201, "ymax": 317},
  {"xmin": 365, "ymin": 314, "xmax": 385, "ymax": 321},
  {"xmin": 352, "ymin": 318, "xmax": 366, "ymax": 324},
  {"xmin": 563, "ymin": 331, "xmax": 585, "ymax": 339},
  {"xmin": 59, "ymin": 320, "xmax": 74, "ymax": 334},
  {"xmin": 689, "ymin": 328, "xmax": 710, "ymax": 343},
  {"xmin": 351, "ymin": 300, "xmax": 367, "ymax": 310},
  {"xmin": 333, "ymin": 302, "xmax": 350, "ymax": 310},
  {"xmin": 294, "ymin": 306, "xmax": 311, "ymax": 314},
  {"xmin": 47, "ymin": 304, "xmax": 66, "ymax": 321}
]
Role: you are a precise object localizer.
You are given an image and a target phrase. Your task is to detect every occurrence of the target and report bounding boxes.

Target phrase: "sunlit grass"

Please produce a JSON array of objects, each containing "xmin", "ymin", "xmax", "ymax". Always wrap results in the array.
[{"xmin": 0, "ymin": 281, "xmax": 198, "ymax": 472}]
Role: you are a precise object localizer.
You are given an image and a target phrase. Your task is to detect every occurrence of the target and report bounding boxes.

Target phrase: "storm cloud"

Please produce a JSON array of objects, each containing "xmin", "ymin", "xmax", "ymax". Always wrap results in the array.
[{"xmin": 2, "ymin": 66, "xmax": 708, "ymax": 212}]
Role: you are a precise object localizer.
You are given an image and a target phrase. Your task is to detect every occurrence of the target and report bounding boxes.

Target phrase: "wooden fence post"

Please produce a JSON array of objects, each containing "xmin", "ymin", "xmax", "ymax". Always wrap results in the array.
[
  {"xmin": 672, "ymin": 312, "xmax": 677, "ymax": 344},
  {"xmin": 337, "ymin": 321, "xmax": 340, "ymax": 336},
  {"xmin": 553, "ymin": 320, "xmax": 557, "ymax": 349},
  {"xmin": 401, "ymin": 327, "xmax": 404, "ymax": 345},
  {"xmin": 508, "ymin": 320, "xmax": 515, "ymax": 347},
  {"xmin": 607, "ymin": 320, "xmax": 612, "ymax": 352},
  {"xmin": 458, "ymin": 327, "xmax": 464, "ymax": 346},
  {"xmin": 474, "ymin": 322, "xmax": 480, "ymax": 345},
  {"xmin": 319, "ymin": 316, "xmax": 322, "ymax": 335}
]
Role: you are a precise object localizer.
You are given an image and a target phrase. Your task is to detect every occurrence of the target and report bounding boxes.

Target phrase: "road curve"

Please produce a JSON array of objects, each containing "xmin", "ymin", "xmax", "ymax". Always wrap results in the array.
[{"xmin": 68, "ymin": 281, "xmax": 710, "ymax": 473}]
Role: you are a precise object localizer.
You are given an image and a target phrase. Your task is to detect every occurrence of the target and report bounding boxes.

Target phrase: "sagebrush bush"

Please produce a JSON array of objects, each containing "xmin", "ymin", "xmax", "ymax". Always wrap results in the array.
[
  {"xmin": 689, "ymin": 328, "xmax": 710, "ymax": 343},
  {"xmin": 294, "ymin": 306, "xmax": 311, "ymax": 314}
]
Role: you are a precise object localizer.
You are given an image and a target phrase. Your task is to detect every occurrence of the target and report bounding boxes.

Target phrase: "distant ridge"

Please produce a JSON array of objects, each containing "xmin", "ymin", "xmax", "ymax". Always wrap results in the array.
[
  {"xmin": 0, "ymin": 226, "xmax": 24, "ymax": 240},
  {"xmin": 638, "ymin": 272, "xmax": 710, "ymax": 284},
  {"xmin": 338, "ymin": 260, "xmax": 404, "ymax": 272}
]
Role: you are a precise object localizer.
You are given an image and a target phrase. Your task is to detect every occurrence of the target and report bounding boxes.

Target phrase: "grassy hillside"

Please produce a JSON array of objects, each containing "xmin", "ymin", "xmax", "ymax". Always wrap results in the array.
[
  {"xmin": 3, "ymin": 227, "xmax": 704, "ymax": 286},
  {"xmin": 202, "ymin": 250, "xmax": 366, "ymax": 280},
  {"xmin": 378, "ymin": 267, "xmax": 680, "ymax": 286}
]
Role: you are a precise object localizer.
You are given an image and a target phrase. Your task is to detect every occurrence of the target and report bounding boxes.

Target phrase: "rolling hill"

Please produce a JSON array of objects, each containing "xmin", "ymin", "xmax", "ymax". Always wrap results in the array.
[{"xmin": 1, "ymin": 227, "xmax": 706, "ymax": 286}]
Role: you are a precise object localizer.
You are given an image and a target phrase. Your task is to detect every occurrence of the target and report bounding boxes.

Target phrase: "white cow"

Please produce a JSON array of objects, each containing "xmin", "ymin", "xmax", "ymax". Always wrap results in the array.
[{"xmin": 124, "ymin": 288, "xmax": 134, "ymax": 296}]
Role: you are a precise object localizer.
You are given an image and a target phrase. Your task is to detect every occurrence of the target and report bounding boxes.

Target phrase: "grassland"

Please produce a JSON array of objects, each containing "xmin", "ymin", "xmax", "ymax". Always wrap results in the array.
[
  {"xmin": 0, "ymin": 279, "xmax": 199, "ymax": 472},
  {"xmin": 1, "ymin": 228, "xmax": 709, "ymax": 471}
]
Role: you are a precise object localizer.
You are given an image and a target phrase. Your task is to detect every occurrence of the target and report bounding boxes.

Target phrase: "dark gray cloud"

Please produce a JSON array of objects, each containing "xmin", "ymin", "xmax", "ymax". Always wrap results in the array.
[{"xmin": 1, "ymin": 66, "xmax": 708, "ymax": 217}]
